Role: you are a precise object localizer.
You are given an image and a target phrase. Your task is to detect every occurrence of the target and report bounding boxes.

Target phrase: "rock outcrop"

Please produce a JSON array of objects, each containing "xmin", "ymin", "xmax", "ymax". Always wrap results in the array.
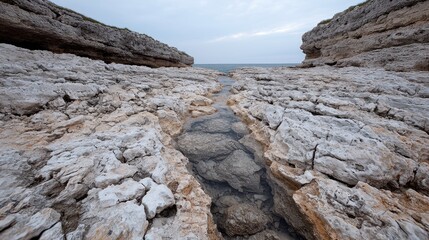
[
  {"xmin": 301, "ymin": 0, "xmax": 429, "ymax": 71},
  {"xmin": 229, "ymin": 66, "xmax": 429, "ymax": 239},
  {"xmin": 0, "ymin": 0, "xmax": 194, "ymax": 68},
  {"xmin": 0, "ymin": 43, "xmax": 221, "ymax": 239}
]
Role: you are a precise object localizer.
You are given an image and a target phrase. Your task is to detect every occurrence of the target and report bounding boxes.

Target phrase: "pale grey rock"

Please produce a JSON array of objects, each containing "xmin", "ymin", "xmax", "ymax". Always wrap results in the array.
[
  {"xmin": 230, "ymin": 65, "xmax": 429, "ymax": 239},
  {"xmin": 98, "ymin": 179, "xmax": 145, "ymax": 207},
  {"xmin": 0, "ymin": 215, "xmax": 16, "ymax": 232},
  {"xmin": 94, "ymin": 164, "xmax": 138, "ymax": 188},
  {"xmin": 0, "ymin": 43, "xmax": 221, "ymax": 239},
  {"xmin": 223, "ymin": 203, "xmax": 269, "ymax": 236},
  {"xmin": 85, "ymin": 201, "xmax": 149, "ymax": 239},
  {"xmin": 39, "ymin": 222, "xmax": 64, "ymax": 240},
  {"xmin": 0, "ymin": 208, "xmax": 60, "ymax": 240},
  {"xmin": 140, "ymin": 177, "xmax": 156, "ymax": 191},
  {"xmin": 65, "ymin": 224, "xmax": 86, "ymax": 240},
  {"xmin": 142, "ymin": 184, "xmax": 175, "ymax": 219}
]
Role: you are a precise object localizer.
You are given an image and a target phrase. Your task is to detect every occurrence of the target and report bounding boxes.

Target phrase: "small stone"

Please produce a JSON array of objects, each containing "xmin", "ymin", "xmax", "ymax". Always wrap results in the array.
[{"xmin": 142, "ymin": 184, "xmax": 175, "ymax": 219}]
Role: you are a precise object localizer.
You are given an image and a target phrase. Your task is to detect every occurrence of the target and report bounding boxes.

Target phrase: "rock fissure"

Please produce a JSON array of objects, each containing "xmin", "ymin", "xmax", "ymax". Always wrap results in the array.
[{"xmin": 176, "ymin": 76, "xmax": 302, "ymax": 239}]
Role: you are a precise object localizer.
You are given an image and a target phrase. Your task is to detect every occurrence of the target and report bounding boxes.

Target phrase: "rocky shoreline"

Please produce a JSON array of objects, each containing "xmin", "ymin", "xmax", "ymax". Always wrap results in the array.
[
  {"xmin": 301, "ymin": 0, "xmax": 429, "ymax": 71},
  {"xmin": 0, "ymin": 0, "xmax": 428, "ymax": 239},
  {"xmin": 228, "ymin": 66, "xmax": 429, "ymax": 239},
  {"xmin": 0, "ymin": 43, "xmax": 222, "ymax": 239},
  {"xmin": 0, "ymin": 0, "xmax": 193, "ymax": 68}
]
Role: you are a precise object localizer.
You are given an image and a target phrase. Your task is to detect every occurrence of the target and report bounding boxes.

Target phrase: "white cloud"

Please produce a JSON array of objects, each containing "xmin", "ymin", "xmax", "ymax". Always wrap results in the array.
[
  {"xmin": 50, "ymin": 0, "xmax": 365, "ymax": 63},
  {"xmin": 209, "ymin": 23, "xmax": 305, "ymax": 42}
]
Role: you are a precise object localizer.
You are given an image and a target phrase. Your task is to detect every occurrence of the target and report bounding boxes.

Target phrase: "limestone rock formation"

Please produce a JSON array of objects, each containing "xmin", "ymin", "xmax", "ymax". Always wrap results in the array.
[
  {"xmin": 301, "ymin": 0, "xmax": 429, "ymax": 71},
  {"xmin": 229, "ymin": 66, "xmax": 429, "ymax": 239},
  {"xmin": 0, "ymin": 43, "xmax": 222, "ymax": 239},
  {"xmin": 0, "ymin": 0, "xmax": 194, "ymax": 68}
]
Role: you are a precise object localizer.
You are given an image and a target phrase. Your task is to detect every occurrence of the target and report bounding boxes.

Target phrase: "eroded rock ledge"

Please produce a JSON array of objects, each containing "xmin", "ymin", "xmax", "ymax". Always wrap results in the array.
[
  {"xmin": 0, "ymin": 43, "xmax": 221, "ymax": 239},
  {"xmin": 229, "ymin": 66, "xmax": 429, "ymax": 240},
  {"xmin": 0, "ymin": 0, "xmax": 194, "ymax": 68},
  {"xmin": 301, "ymin": 0, "xmax": 429, "ymax": 71}
]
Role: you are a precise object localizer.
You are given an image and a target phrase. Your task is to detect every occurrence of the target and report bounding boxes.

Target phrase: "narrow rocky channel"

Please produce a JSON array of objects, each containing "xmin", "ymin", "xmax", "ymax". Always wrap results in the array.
[{"xmin": 176, "ymin": 76, "xmax": 301, "ymax": 239}]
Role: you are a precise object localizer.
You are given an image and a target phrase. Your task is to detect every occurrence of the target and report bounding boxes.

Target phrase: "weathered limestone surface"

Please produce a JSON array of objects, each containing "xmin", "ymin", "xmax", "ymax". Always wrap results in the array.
[
  {"xmin": 301, "ymin": 0, "xmax": 429, "ymax": 71},
  {"xmin": 229, "ymin": 66, "xmax": 429, "ymax": 240},
  {"xmin": 0, "ymin": 43, "xmax": 222, "ymax": 239},
  {"xmin": 0, "ymin": 0, "xmax": 194, "ymax": 68}
]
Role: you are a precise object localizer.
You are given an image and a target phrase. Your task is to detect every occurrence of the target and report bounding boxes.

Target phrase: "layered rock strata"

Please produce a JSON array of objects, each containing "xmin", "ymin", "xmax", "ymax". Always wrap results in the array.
[
  {"xmin": 229, "ymin": 66, "xmax": 429, "ymax": 240},
  {"xmin": 301, "ymin": 0, "xmax": 429, "ymax": 71},
  {"xmin": 0, "ymin": 0, "xmax": 194, "ymax": 68},
  {"xmin": 0, "ymin": 43, "xmax": 221, "ymax": 239}
]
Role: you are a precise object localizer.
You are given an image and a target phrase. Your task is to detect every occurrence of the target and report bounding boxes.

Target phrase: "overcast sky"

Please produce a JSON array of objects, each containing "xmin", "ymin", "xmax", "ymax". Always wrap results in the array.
[{"xmin": 51, "ymin": 0, "xmax": 362, "ymax": 64}]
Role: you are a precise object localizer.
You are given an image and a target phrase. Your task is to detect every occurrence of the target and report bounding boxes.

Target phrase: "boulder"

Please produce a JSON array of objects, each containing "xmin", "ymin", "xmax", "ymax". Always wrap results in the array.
[
  {"xmin": 177, "ymin": 132, "xmax": 243, "ymax": 161},
  {"xmin": 223, "ymin": 203, "xmax": 269, "ymax": 236},
  {"xmin": 217, "ymin": 150, "xmax": 262, "ymax": 192}
]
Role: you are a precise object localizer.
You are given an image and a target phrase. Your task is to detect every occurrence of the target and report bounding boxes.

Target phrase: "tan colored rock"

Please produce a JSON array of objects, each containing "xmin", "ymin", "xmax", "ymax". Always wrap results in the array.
[
  {"xmin": 0, "ymin": 0, "xmax": 193, "ymax": 68},
  {"xmin": 301, "ymin": 0, "xmax": 429, "ymax": 71},
  {"xmin": 294, "ymin": 179, "xmax": 429, "ymax": 240}
]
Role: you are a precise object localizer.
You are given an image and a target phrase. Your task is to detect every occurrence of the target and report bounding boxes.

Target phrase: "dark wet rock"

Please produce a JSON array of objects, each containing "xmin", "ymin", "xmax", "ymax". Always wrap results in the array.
[
  {"xmin": 193, "ymin": 118, "xmax": 232, "ymax": 133},
  {"xmin": 223, "ymin": 203, "xmax": 269, "ymax": 236},
  {"xmin": 177, "ymin": 132, "xmax": 243, "ymax": 161},
  {"xmin": 217, "ymin": 150, "xmax": 262, "ymax": 193},
  {"xmin": 231, "ymin": 122, "xmax": 249, "ymax": 136},
  {"xmin": 195, "ymin": 150, "xmax": 262, "ymax": 193},
  {"xmin": 0, "ymin": 0, "xmax": 193, "ymax": 68}
]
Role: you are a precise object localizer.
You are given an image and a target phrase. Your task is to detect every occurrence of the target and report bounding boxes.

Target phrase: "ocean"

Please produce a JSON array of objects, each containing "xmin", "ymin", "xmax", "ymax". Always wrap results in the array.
[{"xmin": 193, "ymin": 63, "xmax": 298, "ymax": 73}]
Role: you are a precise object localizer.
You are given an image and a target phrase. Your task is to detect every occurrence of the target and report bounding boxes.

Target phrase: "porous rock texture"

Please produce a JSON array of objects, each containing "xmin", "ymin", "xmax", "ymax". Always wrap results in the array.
[
  {"xmin": 0, "ymin": 0, "xmax": 194, "ymax": 68},
  {"xmin": 0, "ymin": 43, "xmax": 222, "ymax": 239},
  {"xmin": 301, "ymin": 0, "xmax": 429, "ymax": 71},
  {"xmin": 229, "ymin": 66, "xmax": 429, "ymax": 240}
]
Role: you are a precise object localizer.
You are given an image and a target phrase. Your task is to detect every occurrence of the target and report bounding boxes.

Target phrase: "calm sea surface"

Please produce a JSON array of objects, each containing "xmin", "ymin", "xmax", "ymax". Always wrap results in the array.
[{"xmin": 193, "ymin": 63, "xmax": 298, "ymax": 73}]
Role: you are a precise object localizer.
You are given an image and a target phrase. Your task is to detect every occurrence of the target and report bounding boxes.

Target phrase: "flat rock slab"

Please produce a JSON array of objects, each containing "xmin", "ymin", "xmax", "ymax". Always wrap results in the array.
[{"xmin": 0, "ymin": 0, "xmax": 193, "ymax": 67}]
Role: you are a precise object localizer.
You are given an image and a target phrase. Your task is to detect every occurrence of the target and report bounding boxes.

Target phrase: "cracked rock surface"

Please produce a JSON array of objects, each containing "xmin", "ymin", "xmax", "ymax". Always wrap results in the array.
[
  {"xmin": 229, "ymin": 66, "xmax": 429, "ymax": 240},
  {"xmin": 0, "ymin": 43, "xmax": 222, "ymax": 239}
]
